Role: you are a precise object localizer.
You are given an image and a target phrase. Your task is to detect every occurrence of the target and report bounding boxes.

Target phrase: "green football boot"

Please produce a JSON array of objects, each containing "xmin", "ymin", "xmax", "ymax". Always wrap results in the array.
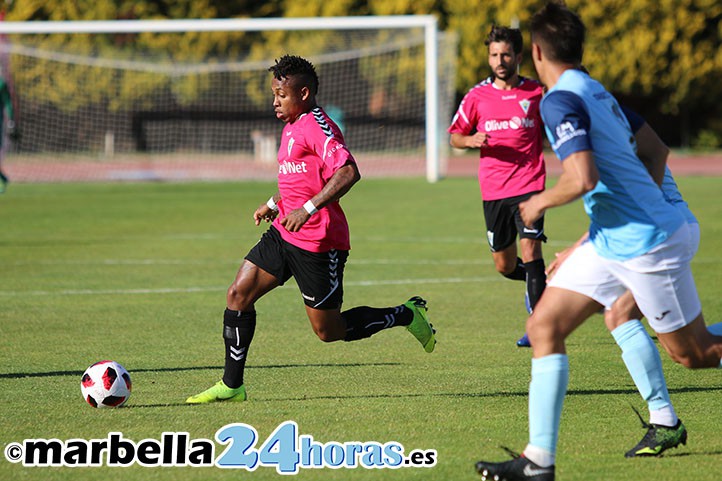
[
  {"xmin": 186, "ymin": 381, "xmax": 247, "ymax": 404},
  {"xmin": 625, "ymin": 408, "xmax": 687, "ymax": 457},
  {"xmin": 404, "ymin": 296, "xmax": 436, "ymax": 353}
]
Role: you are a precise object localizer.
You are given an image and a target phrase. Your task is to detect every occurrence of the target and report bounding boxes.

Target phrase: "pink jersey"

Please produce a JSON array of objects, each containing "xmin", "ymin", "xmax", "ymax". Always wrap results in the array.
[
  {"xmin": 448, "ymin": 77, "xmax": 545, "ymax": 201},
  {"xmin": 273, "ymin": 106, "xmax": 355, "ymax": 252}
]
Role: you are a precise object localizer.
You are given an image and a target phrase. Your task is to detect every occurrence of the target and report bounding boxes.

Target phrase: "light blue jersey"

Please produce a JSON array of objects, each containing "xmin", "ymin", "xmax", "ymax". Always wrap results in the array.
[{"xmin": 541, "ymin": 69, "xmax": 684, "ymax": 260}]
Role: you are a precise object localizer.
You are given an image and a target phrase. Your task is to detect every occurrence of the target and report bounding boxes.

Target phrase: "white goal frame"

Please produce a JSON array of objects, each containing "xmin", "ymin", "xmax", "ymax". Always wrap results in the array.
[{"xmin": 0, "ymin": 15, "xmax": 444, "ymax": 182}]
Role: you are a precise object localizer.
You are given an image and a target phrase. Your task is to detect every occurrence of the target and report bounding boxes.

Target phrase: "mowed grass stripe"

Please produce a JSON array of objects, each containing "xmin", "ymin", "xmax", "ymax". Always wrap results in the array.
[{"xmin": 0, "ymin": 177, "xmax": 720, "ymax": 481}]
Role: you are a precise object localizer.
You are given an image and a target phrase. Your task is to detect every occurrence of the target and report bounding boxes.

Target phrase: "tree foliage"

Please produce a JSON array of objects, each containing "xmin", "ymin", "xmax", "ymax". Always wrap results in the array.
[
  {"xmin": 6, "ymin": 1, "xmax": 256, "ymax": 112},
  {"xmin": 573, "ymin": 0, "xmax": 722, "ymax": 116},
  {"xmin": 443, "ymin": 0, "xmax": 722, "ymax": 142},
  {"xmin": 4, "ymin": 0, "xmax": 722, "ymax": 142}
]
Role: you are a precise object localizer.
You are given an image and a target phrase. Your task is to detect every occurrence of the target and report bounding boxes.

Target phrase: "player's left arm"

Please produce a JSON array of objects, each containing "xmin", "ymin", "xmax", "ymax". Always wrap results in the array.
[
  {"xmin": 633, "ymin": 122, "xmax": 668, "ymax": 187},
  {"xmin": 620, "ymin": 105, "xmax": 666, "ymax": 186},
  {"xmin": 280, "ymin": 161, "xmax": 360, "ymax": 232}
]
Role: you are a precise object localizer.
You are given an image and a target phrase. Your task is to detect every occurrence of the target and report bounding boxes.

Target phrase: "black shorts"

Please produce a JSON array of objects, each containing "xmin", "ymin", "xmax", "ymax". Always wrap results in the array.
[
  {"xmin": 483, "ymin": 191, "xmax": 547, "ymax": 252},
  {"xmin": 244, "ymin": 226, "xmax": 348, "ymax": 310}
]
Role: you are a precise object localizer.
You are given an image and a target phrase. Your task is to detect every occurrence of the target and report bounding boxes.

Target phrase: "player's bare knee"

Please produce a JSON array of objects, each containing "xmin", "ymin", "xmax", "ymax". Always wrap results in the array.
[
  {"xmin": 673, "ymin": 355, "xmax": 699, "ymax": 369},
  {"xmin": 226, "ymin": 284, "xmax": 252, "ymax": 310},
  {"xmin": 226, "ymin": 284, "xmax": 241, "ymax": 303},
  {"xmin": 669, "ymin": 350, "xmax": 707, "ymax": 369},
  {"xmin": 497, "ymin": 263, "xmax": 517, "ymax": 277},
  {"xmin": 493, "ymin": 257, "xmax": 512, "ymax": 274},
  {"xmin": 604, "ymin": 309, "xmax": 625, "ymax": 331},
  {"xmin": 312, "ymin": 326, "xmax": 342, "ymax": 342},
  {"xmin": 526, "ymin": 314, "xmax": 558, "ymax": 345},
  {"xmin": 526, "ymin": 325, "xmax": 549, "ymax": 346}
]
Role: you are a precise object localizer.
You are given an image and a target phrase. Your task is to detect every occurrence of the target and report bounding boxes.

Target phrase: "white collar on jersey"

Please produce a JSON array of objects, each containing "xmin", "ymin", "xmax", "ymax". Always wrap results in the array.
[{"xmin": 491, "ymin": 77, "xmax": 526, "ymax": 90}]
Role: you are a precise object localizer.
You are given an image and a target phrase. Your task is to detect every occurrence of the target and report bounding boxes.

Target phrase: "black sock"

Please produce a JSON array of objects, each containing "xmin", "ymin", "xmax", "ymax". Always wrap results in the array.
[
  {"xmin": 502, "ymin": 257, "xmax": 527, "ymax": 281},
  {"xmin": 342, "ymin": 305, "xmax": 412, "ymax": 342},
  {"xmin": 222, "ymin": 309, "xmax": 256, "ymax": 389},
  {"xmin": 524, "ymin": 258, "xmax": 546, "ymax": 310}
]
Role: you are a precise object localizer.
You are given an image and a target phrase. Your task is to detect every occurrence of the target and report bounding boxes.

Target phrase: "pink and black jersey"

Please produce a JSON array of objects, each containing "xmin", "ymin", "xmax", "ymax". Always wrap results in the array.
[
  {"xmin": 273, "ymin": 106, "xmax": 355, "ymax": 253},
  {"xmin": 448, "ymin": 77, "xmax": 545, "ymax": 201}
]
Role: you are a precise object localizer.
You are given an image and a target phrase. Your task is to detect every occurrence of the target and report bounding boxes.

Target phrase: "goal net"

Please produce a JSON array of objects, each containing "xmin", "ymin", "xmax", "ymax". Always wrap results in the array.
[{"xmin": 0, "ymin": 17, "xmax": 457, "ymax": 183}]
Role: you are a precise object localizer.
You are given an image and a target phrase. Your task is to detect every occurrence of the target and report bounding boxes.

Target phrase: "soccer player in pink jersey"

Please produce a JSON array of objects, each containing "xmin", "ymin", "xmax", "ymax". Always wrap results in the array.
[
  {"xmin": 187, "ymin": 55, "xmax": 436, "ymax": 404},
  {"xmin": 448, "ymin": 26, "xmax": 547, "ymax": 347}
]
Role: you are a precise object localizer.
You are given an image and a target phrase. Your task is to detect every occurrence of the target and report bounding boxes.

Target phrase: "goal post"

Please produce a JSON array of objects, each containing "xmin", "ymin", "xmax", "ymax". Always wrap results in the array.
[{"xmin": 0, "ymin": 16, "xmax": 456, "ymax": 182}]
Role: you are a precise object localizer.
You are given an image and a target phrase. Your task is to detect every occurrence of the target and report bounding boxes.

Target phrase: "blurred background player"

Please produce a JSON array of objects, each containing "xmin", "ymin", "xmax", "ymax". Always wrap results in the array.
[
  {"xmin": 448, "ymin": 25, "xmax": 547, "ymax": 347},
  {"xmin": 0, "ymin": 73, "xmax": 17, "ymax": 193},
  {"xmin": 186, "ymin": 55, "xmax": 436, "ymax": 404}
]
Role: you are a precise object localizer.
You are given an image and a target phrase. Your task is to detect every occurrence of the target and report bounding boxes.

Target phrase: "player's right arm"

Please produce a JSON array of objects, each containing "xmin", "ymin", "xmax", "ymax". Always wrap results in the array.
[
  {"xmin": 254, "ymin": 192, "xmax": 280, "ymax": 225},
  {"xmin": 519, "ymin": 150, "xmax": 598, "ymax": 226},
  {"xmin": 450, "ymin": 132, "xmax": 489, "ymax": 149},
  {"xmin": 448, "ymin": 90, "xmax": 488, "ymax": 149}
]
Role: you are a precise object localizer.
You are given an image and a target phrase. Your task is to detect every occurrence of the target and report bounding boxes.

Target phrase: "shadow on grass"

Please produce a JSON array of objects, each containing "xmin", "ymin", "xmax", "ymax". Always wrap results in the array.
[
  {"xmin": 261, "ymin": 384, "xmax": 722, "ymax": 403},
  {"xmin": 661, "ymin": 450, "xmax": 722, "ymax": 458},
  {"xmin": 5, "ymin": 365, "xmax": 722, "ymax": 414},
  {"xmin": 123, "ymin": 384, "xmax": 722, "ymax": 410},
  {"xmin": 0, "ymin": 362, "xmax": 402, "ymax": 379}
]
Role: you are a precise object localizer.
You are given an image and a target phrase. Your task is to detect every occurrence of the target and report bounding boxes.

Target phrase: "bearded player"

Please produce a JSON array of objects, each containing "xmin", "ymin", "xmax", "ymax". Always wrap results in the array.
[{"xmin": 448, "ymin": 26, "xmax": 547, "ymax": 347}]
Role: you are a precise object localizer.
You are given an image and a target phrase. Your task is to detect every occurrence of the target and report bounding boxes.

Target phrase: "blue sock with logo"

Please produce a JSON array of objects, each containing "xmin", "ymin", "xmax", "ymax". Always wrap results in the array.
[{"xmin": 526, "ymin": 354, "xmax": 568, "ymax": 466}]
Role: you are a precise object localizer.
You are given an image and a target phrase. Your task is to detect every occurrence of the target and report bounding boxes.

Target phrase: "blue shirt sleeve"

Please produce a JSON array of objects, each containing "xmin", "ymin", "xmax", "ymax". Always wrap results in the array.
[
  {"xmin": 620, "ymin": 105, "xmax": 645, "ymax": 134},
  {"xmin": 541, "ymin": 90, "xmax": 591, "ymax": 161}
]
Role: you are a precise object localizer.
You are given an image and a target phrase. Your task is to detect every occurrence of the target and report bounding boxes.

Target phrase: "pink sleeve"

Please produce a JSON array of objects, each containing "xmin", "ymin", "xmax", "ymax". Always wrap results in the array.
[
  {"xmin": 448, "ymin": 93, "xmax": 477, "ymax": 134},
  {"xmin": 311, "ymin": 131, "xmax": 355, "ymax": 180}
]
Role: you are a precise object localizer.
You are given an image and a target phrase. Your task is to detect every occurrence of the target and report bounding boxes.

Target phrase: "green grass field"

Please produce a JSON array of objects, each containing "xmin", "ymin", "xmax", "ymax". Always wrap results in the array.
[{"xmin": 1, "ymin": 176, "xmax": 721, "ymax": 481}]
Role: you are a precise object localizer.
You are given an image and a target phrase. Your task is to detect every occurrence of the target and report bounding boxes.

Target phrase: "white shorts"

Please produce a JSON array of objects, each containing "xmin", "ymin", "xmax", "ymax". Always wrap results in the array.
[{"xmin": 549, "ymin": 223, "xmax": 702, "ymax": 333}]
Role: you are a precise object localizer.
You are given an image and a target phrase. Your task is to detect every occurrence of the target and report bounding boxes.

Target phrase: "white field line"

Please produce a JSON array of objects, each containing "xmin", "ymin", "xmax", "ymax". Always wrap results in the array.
[
  {"xmin": 7, "ymin": 255, "xmax": 718, "ymax": 268},
  {"xmin": 0, "ymin": 276, "xmax": 502, "ymax": 297},
  {"xmin": 22, "ymin": 231, "xmax": 575, "ymax": 247},
  {"xmin": 159, "ymin": 232, "xmax": 577, "ymax": 247},
  {"xmin": 7, "ymin": 258, "xmax": 494, "ymax": 266}
]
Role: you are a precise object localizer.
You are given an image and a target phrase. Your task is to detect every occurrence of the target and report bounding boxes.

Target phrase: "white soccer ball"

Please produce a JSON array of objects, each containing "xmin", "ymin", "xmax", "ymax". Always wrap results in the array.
[{"xmin": 80, "ymin": 360, "xmax": 132, "ymax": 408}]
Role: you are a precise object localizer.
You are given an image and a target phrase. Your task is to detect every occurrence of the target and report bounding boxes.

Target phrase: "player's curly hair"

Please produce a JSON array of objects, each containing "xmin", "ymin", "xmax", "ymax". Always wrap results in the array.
[
  {"xmin": 268, "ymin": 55, "xmax": 319, "ymax": 95},
  {"xmin": 484, "ymin": 25, "xmax": 523, "ymax": 56}
]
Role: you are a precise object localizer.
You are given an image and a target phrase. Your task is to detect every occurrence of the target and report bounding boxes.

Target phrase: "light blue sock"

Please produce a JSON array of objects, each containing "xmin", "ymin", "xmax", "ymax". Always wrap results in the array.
[
  {"xmin": 528, "ymin": 354, "xmax": 569, "ymax": 456},
  {"xmin": 612, "ymin": 320, "xmax": 672, "ymax": 413}
]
